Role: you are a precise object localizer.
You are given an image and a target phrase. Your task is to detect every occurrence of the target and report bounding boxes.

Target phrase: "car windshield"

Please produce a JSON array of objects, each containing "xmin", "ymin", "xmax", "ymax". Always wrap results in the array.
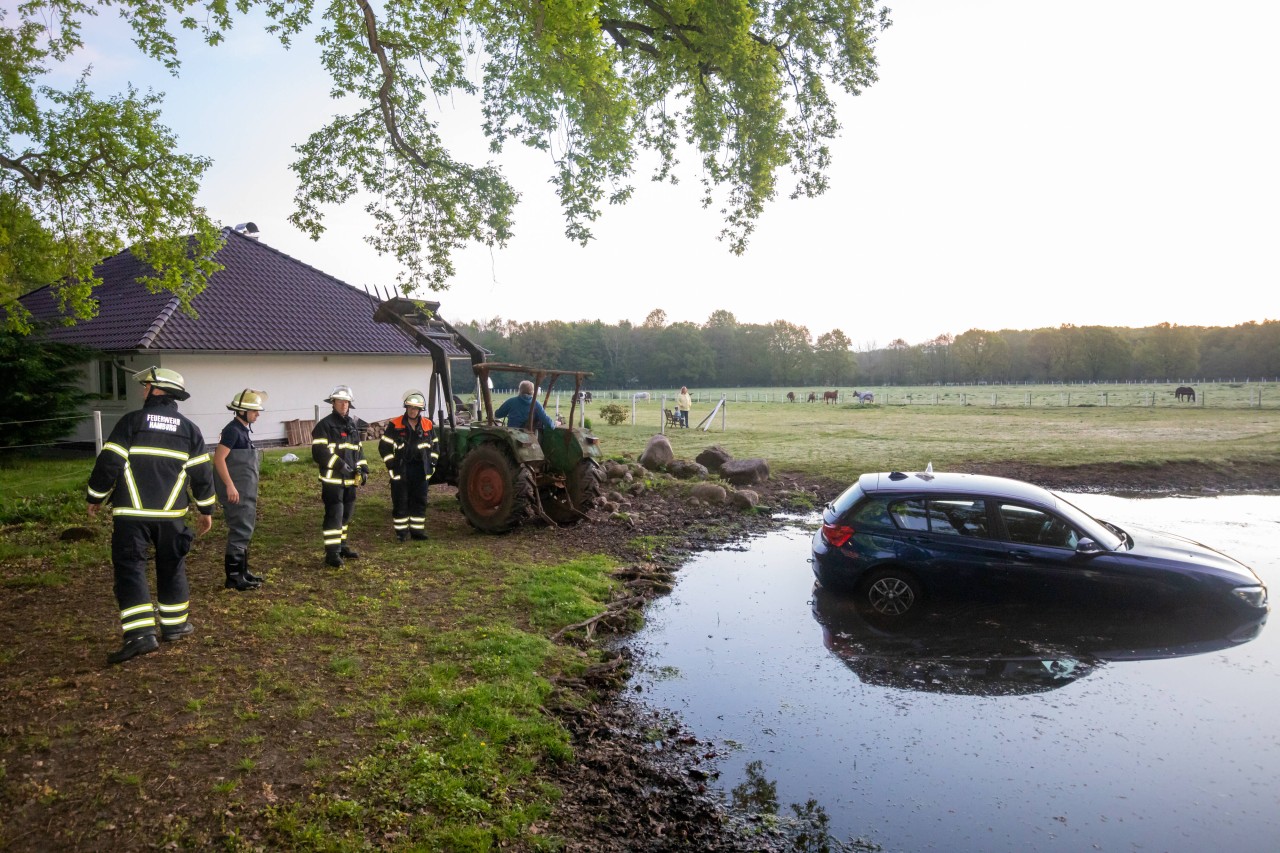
[{"xmin": 1051, "ymin": 492, "xmax": 1126, "ymax": 550}]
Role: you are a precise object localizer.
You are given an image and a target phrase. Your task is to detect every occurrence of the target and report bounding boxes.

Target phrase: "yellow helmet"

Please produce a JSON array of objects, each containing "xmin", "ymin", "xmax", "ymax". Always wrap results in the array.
[
  {"xmin": 227, "ymin": 389, "xmax": 267, "ymax": 412},
  {"xmin": 402, "ymin": 390, "xmax": 426, "ymax": 409},
  {"xmin": 133, "ymin": 366, "xmax": 189, "ymax": 400},
  {"xmin": 325, "ymin": 385, "xmax": 355, "ymax": 406}
]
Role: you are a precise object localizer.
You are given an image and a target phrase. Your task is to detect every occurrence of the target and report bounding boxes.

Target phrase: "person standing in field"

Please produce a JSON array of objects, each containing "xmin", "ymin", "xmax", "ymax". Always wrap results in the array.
[
  {"xmin": 379, "ymin": 390, "xmax": 440, "ymax": 541},
  {"xmin": 677, "ymin": 386, "xmax": 692, "ymax": 428},
  {"xmin": 214, "ymin": 389, "xmax": 267, "ymax": 590},
  {"xmin": 311, "ymin": 385, "xmax": 368, "ymax": 568},
  {"xmin": 86, "ymin": 367, "xmax": 216, "ymax": 665}
]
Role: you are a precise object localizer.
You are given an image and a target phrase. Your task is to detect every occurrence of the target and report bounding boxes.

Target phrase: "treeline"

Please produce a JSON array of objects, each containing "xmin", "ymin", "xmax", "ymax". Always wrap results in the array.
[{"xmin": 451, "ymin": 310, "xmax": 1280, "ymax": 389}]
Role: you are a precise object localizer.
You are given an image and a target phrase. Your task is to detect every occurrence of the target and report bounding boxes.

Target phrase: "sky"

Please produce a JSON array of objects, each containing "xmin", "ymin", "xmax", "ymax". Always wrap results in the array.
[{"xmin": 51, "ymin": 1, "xmax": 1280, "ymax": 348}]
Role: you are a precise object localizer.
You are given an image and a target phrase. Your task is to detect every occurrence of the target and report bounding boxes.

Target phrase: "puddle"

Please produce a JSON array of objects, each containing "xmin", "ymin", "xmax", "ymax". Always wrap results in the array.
[{"xmin": 626, "ymin": 494, "xmax": 1280, "ymax": 852}]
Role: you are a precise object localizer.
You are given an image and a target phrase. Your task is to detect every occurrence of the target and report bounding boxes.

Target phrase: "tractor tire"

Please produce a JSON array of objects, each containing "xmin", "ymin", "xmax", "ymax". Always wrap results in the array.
[
  {"xmin": 457, "ymin": 445, "xmax": 533, "ymax": 534},
  {"xmin": 543, "ymin": 459, "xmax": 605, "ymax": 526}
]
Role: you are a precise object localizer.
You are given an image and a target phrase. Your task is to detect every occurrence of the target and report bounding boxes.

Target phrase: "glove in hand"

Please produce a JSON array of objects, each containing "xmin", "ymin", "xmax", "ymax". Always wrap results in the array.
[{"xmin": 359, "ymin": 470, "xmax": 368, "ymax": 486}]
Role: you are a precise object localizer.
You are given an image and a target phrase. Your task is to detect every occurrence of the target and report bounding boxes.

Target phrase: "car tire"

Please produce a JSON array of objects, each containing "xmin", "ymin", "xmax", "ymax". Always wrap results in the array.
[{"xmin": 860, "ymin": 567, "xmax": 922, "ymax": 617}]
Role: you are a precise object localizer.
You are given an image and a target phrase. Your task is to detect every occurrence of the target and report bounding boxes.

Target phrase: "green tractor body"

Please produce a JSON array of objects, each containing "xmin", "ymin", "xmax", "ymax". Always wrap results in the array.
[{"xmin": 374, "ymin": 298, "xmax": 604, "ymax": 533}]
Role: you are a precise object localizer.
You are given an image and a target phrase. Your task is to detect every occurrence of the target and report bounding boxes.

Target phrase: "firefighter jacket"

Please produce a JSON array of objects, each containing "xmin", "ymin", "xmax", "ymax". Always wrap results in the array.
[
  {"xmin": 87, "ymin": 396, "xmax": 217, "ymax": 519},
  {"xmin": 311, "ymin": 410, "xmax": 368, "ymax": 486},
  {"xmin": 378, "ymin": 414, "xmax": 440, "ymax": 481}
]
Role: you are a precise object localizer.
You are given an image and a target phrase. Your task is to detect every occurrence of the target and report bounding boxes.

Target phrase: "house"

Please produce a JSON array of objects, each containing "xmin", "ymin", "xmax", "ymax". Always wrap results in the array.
[{"xmin": 19, "ymin": 225, "xmax": 476, "ymax": 446}]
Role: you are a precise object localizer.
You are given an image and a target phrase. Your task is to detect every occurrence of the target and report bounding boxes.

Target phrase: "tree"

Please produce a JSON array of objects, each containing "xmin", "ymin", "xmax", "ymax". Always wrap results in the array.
[
  {"xmin": 1134, "ymin": 323, "xmax": 1200, "ymax": 379},
  {"xmin": 0, "ymin": 331, "xmax": 89, "ymax": 447},
  {"xmin": 952, "ymin": 329, "xmax": 1011, "ymax": 382},
  {"xmin": 4, "ymin": 1, "xmax": 891, "ymax": 322},
  {"xmin": 814, "ymin": 329, "xmax": 855, "ymax": 384},
  {"xmin": 766, "ymin": 320, "xmax": 812, "ymax": 384}
]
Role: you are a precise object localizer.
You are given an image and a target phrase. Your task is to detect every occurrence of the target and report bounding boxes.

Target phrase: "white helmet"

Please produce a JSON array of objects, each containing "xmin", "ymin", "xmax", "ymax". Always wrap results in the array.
[
  {"xmin": 133, "ymin": 366, "xmax": 189, "ymax": 400},
  {"xmin": 325, "ymin": 385, "xmax": 355, "ymax": 406},
  {"xmin": 402, "ymin": 389, "xmax": 426, "ymax": 408}
]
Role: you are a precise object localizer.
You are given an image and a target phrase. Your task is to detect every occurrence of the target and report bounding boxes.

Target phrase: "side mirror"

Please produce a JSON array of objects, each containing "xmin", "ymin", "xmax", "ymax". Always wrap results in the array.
[{"xmin": 1075, "ymin": 538, "xmax": 1103, "ymax": 554}]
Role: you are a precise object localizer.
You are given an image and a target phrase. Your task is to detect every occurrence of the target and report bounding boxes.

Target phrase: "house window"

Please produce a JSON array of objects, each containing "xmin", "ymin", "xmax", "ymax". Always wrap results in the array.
[{"xmin": 97, "ymin": 360, "xmax": 128, "ymax": 401}]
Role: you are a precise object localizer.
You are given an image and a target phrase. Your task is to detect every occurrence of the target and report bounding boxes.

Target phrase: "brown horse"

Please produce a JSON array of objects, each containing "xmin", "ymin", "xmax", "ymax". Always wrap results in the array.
[
  {"xmin": 1175, "ymin": 386, "xmax": 1196, "ymax": 402},
  {"xmin": 807, "ymin": 391, "xmax": 817, "ymax": 402},
  {"xmin": 786, "ymin": 391, "xmax": 796, "ymax": 403},
  {"xmin": 823, "ymin": 390, "xmax": 839, "ymax": 404}
]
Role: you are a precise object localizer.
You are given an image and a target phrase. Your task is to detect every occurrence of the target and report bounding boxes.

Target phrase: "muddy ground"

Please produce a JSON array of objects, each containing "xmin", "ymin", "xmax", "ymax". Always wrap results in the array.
[{"xmin": 3, "ymin": 459, "xmax": 1277, "ymax": 851}]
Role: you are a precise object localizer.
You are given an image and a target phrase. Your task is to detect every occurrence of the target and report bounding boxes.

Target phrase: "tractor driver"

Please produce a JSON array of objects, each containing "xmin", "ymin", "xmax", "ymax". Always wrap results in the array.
[{"xmin": 495, "ymin": 380, "xmax": 555, "ymax": 431}]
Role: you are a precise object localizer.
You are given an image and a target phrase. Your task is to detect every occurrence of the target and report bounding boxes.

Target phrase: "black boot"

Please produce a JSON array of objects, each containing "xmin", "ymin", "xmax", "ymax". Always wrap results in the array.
[
  {"xmin": 161, "ymin": 621, "xmax": 195, "ymax": 642},
  {"xmin": 395, "ymin": 529, "xmax": 410, "ymax": 542},
  {"xmin": 240, "ymin": 550, "xmax": 264, "ymax": 584},
  {"xmin": 107, "ymin": 633, "xmax": 158, "ymax": 665},
  {"xmin": 224, "ymin": 553, "xmax": 261, "ymax": 590},
  {"xmin": 324, "ymin": 546, "xmax": 344, "ymax": 568},
  {"xmin": 410, "ymin": 529, "xmax": 429, "ymax": 541},
  {"xmin": 339, "ymin": 544, "xmax": 360, "ymax": 559}
]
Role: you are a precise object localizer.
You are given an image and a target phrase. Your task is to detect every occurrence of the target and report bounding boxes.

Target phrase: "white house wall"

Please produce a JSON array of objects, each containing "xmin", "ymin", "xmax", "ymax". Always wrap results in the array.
[{"xmin": 75, "ymin": 353, "xmax": 437, "ymax": 447}]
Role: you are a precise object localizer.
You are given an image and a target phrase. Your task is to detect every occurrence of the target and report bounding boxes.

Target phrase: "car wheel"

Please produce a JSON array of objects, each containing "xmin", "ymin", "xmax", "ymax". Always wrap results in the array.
[{"xmin": 861, "ymin": 568, "xmax": 922, "ymax": 617}]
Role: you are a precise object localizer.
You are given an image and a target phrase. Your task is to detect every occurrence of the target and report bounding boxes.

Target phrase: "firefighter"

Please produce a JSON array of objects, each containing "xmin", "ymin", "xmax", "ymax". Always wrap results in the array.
[
  {"xmin": 214, "ymin": 389, "xmax": 267, "ymax": 590},
  {"xmin": 311, "ymin": 385, "xmax": 368, "ymax": 567},
  {"xmin": 86, "ymin": 366, "xmax": 217, "ymax": 665},
  {"xmin": 379, "ymin": 390, "xmax": 440, "ymax": 541}
]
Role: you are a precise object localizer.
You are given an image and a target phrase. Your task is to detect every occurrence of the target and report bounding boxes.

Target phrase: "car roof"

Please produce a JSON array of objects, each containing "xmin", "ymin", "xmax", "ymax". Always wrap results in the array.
[{"xmin": 858, "ymin": 471, "xmax": 1060, "ymax": 506}]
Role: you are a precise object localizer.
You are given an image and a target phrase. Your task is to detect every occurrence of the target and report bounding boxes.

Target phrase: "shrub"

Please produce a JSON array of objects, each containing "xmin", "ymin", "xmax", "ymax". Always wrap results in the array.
[{"xmin": 597, "ymin": 403, "xmax": 627, "ymax": 425}]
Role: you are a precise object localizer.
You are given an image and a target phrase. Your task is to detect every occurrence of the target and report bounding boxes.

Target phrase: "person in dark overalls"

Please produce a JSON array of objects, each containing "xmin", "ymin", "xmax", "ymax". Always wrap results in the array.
[
  {"xmin": 214, "ymin": 389, "xmax": 267, "ymax": 590},
  {"xmin": 86, "ymin": 367, "xmax": 217, "ymax": 664},
  {"xmin": 379, "ymin": 390, "xmax": 440, "ymax": 541},
  {"xmin": 311, "ymin": 385, "xmax": 368, "ymax": 568}
]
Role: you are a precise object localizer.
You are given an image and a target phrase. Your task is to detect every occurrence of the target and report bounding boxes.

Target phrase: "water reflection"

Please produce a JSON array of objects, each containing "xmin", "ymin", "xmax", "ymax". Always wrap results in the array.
[{"xmin": 812, "ymin": 584, "xmax": 1267, "ymax": 696}]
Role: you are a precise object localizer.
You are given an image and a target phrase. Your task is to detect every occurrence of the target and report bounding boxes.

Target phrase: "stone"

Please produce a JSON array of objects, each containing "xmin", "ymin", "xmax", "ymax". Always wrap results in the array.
[
  {"xmin": 729, "ymin": 489, "xmax": 760, "ymax": 509},
  {"xmin": 695, "ymin": 445, "xmax": 733, "ymax": 472},
  {"xmin": 639, "ymin": 435, "xmax": 675, "ymax": 471},
  {"xmin": 689, "ymin": 483, "xmax": 727, "ymax": 504},
  {"xmin": 720, "ymin": 457, "xmax": 770, "ymax": 485}
]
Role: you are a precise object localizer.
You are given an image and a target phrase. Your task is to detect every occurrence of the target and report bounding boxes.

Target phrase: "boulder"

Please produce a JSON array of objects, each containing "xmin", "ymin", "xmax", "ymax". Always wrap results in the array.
[
  {"xmin": 604, "ymin": 460, "xmax": 630, "ymax": 480},
  {"xmin": 720, "ymin": 457, "xmax": 770, "ymax": 486},
  {"xmin": 695, "ymin": 445, "xmax": 733, "ymax": 473},
  {"xmin": 639, "ymin": 435, "xmax": 675, "ymax": 471},
  {"xmin": 689, "ymin": 482, "xmax": 728, "ymax": 504},
  {"xmin": 668, "ymin": 460, "xmax": 709, "ymax": 480},
  {"xmin": 729, "ymin": 489, "xmax": 760, "ymax": 510}
]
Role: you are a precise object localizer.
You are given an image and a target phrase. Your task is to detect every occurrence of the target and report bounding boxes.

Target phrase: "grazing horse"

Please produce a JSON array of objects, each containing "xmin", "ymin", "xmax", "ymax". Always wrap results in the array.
[
  {"xmin": 1175, "ymin": 386, "xmax": 1196, "ymax": 403},
  {"xmin": 823, "ymin": 390, "xmax": 839, "ymax": 404},
  {"xmin": 807, "ymin": 391, "xmax": 817, "ymax": 403},
  {"xmin": 786, "ymin": 391, "xmax": 796, "ymax": 403},
  {"xmin": 852, "ymin": 390, "xmax": 874, "ymax": 404}
]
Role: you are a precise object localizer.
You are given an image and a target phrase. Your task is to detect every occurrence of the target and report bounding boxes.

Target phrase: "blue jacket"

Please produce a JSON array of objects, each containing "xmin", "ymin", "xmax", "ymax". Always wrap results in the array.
[{"xmin": 495, "ymin": 393, "xmax": 554, "ymax": 430}]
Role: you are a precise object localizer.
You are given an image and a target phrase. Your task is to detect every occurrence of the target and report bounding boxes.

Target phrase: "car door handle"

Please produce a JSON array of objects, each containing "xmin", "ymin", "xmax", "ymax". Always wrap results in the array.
[{"xmin": 1008, "ymin": 549, "xmax": 1034, "ymax": 561}]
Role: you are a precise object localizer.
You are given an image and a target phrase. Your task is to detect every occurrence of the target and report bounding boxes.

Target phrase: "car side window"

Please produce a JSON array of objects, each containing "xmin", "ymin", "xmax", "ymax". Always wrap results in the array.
[
  {"xmin": 888, "ymin": 499, "xmax": 930, "ymax": 531},
  {"xmin": 849, "ymin": 498, "xmax": 895, "ymax": 528},
  {"xmin": 930, "ymin": 499, "xmax": 988, "ymax": 538},
  {"xmin": 997, "ymin": 503, "xmax": 1079, "ymax": 548}
]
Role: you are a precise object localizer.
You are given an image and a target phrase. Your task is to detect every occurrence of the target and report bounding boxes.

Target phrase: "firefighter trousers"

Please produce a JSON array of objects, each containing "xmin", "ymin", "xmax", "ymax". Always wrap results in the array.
[
  {"xmin": 390, "ymin": 462, "xmax": 429, "ymax": 533},
  {"xmin": 321, "ymin": 482, "xmax": 357, "ymax": 549},
  {"xmin": 111, "ymin": 518, "xmax": 194, "ymax": 639}
]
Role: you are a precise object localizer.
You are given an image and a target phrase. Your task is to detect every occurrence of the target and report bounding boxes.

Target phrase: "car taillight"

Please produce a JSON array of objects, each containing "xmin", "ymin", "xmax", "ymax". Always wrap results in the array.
[{"xmin": 822, "ymin": 523, "xmax": 854, "ymax": 547}]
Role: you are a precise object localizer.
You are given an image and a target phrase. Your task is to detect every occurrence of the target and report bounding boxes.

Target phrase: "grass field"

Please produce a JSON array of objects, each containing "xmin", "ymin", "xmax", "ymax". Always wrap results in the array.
[{"xmin": 567, "ymin": 380, "xmax": 1280, "ymax": 410}]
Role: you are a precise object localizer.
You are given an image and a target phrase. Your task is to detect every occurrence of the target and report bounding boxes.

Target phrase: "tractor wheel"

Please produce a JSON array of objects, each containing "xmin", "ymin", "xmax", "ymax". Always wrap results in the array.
[
  {"xmin": 457, "ymin": 445, "xmax": 533, "ymax": 533},
  {"xmin": 544, "ymin": 460, "xmax": 606, "ymax": 526}
]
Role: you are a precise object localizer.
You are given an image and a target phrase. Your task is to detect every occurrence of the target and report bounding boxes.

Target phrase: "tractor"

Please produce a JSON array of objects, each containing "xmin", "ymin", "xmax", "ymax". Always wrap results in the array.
[{"xmin": 373, "ymin": 297, "xmax": 605, "ymax": 533}]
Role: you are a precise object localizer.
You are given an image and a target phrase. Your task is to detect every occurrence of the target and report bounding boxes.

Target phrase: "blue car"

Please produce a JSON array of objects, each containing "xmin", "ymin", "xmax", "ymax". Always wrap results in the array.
[{"xmin": 812, "ymin": 471, "xmax": 1269, "ymax": 617}]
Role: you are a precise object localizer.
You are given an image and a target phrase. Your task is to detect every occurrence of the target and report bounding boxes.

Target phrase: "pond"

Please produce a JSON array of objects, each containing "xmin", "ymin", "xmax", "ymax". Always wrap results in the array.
[{"xmin": 625, "ymin": 494, "xmax": 1279, "ymax": 852}]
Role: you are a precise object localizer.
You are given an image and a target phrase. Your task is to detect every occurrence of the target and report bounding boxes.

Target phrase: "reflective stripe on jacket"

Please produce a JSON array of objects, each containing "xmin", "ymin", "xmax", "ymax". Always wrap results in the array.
[
  {"xmin": 378, "ymin": 414, "xmax": 440, "ymax": 481},
  {"xmin": 311, "ymin": 411, "xmax": 368, "ymax": 486},
  {"xmin": 86, "ymin": 397, "xmax": 216, "ymax": 518}
]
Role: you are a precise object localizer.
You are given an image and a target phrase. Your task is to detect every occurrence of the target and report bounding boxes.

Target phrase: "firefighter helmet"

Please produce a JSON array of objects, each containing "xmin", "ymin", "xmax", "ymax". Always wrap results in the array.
[
  {"xmin": 133, "ymin": 366, "xmax": 190, "ymax": 400},
  {"xmin": 325, "ymin": 385, "xmax": 355, "ymax": 406},
  {"xmin": 402, "ymin": 390, "xmax": 426, "ymax": 409},
  {"xmin": 227, "ymin": 389, "xmax": 267, "ymax": 412}
]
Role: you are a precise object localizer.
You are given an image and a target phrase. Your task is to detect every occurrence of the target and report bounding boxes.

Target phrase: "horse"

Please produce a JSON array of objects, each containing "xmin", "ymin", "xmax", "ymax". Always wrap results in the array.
[
  {"xmin": 1175, "ymin": 386, "xmax": 1196, "ymax": 403},
  {"xmin": 852, "ymin": 390, "xmax": 874, "ymax": 404},
  {"xmin": 807, "ymin": 391, "xmax": 817, "ymax": 403},
  {"xmin": 823, "ymin": 390, "xmax": 839, "ymax": 404},
  {"xmin": 786, "ymin": 391, "xmax": 796, "ymax": 403}
]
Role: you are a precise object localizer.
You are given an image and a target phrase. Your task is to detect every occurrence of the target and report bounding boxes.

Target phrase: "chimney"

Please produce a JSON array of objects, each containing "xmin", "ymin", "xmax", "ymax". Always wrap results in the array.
[{"xmin": 233, "ymin": 222, "xmax": 260, "ymax": 240}]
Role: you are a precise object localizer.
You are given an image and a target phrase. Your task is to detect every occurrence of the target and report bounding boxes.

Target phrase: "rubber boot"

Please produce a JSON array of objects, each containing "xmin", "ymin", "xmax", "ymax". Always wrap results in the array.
[
  {"xmin": 339, "ymin": 544, "xmax": 360, "ymax": 559},
  {"xmin": 395, "ymin": 529, "xmax": 410, "ymax": 542},
  {"xmin": 324, "ymin": 546, "xmax": 344, "ymax": 568},
  {"xmin": 107, "ymin": 633, "xmax": 159, "ymax": 665},
  {"xmin": 241, "ymin": 549, "xmax": 264, "ymax": 584},
  {"xmin": 225, "ymin": 553, "xmax": 261, "ymax": 591},
  {"xmin": 161, "ymin": 621, "xmax": 195, "ymax": 642},
  {"xmin": 410, "ymin": 529, "xmax": 429, "ymax": 541}
]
